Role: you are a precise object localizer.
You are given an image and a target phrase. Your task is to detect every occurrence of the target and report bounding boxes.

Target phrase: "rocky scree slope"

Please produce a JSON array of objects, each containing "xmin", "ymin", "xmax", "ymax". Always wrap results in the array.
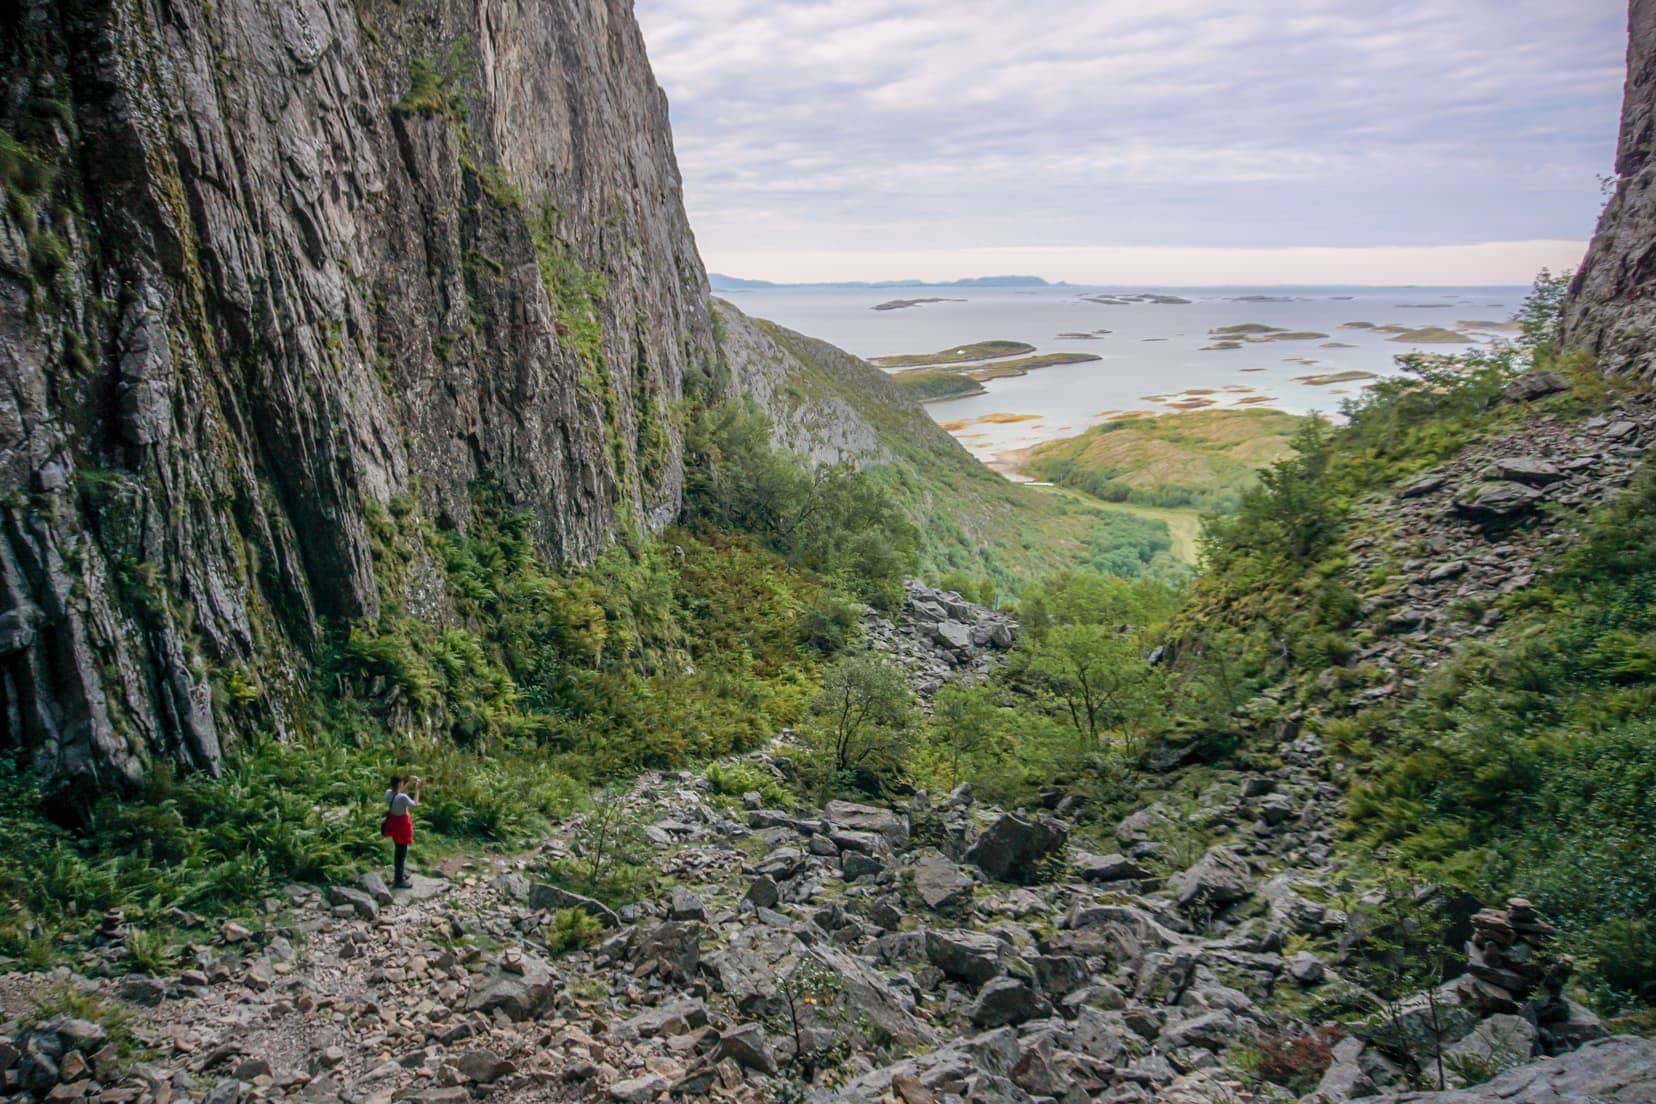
[
  {"xmin": 0, "ymin": 742, "xmax": 1643, "ymax": 1104},
  {"xmin": 863, "ymin": 580, "xmax": 1020, "ymax": 701},
  {"xmin": 0, "ymin": 0, "xmax": 715, "ymax": 789},
  {"xmin": 1327, "ymin": 376, "xmax": 1652, "ymax": 707}
]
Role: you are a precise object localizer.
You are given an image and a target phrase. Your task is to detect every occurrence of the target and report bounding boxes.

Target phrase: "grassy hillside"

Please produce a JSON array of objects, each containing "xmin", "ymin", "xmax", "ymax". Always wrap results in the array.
[
  {"xmin": 1018, "ymin": 408, "xmax": 1307, "ymax": 513},
  {"xmin": 721, "ymin": 305, "xmax": 1183, "ymax": 588}
]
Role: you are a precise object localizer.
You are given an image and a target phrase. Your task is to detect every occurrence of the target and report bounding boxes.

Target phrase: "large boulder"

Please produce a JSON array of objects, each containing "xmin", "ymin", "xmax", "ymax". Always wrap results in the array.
[
  {"xmin": 1160, "ymin": 1009, "xmax": 1244, "ymax": 1052},
  {"xmin": 324, "ymin": 885, "xmax": 379, "ymax": 920},
  {"xmin": 924, "ymin": 928, "xmax": 1007, "ymax": 987},
  {"xmin": 970, "ymin": 977, "xmax": 1048, "ymax": 1028},
  {"xmin": 1062, "ymin": 902, "xmax": 1183, "ymax": 962},
  {"xmin": 1487, "ymin": 458, "xmax": 1565, "ymax": 485},
  {"xmin": 704, "ymin": 927, "xmax": 937, "ymax": 1049},
  {"xmin": 1442, "ymin": 1015, "xmax": 1538, "ymax": 1087},
  {"xmin": 965, "ymin": 812, "xmax": 1067, "ymax": 883},
  {"xmin": 1496, "ymin": 371, "xmax": 1569, "ymax": 405},
  {"xmin": 909, "ymin": 850, "xmax": 974, "ymax": 909},
  {"xmin": 825, "ymin": 800, "xmax": 910, "ymax": 850},
  {"xmin": 712, "ymin": 1023, "xmax": 779, "ymax": 1076},
  {"xmin": 1074, "ymin": 852, "xmax": 1152, "ymax": 883},
  {"xmin": 465, "ymin": 951, "xmax": 556, "ymax": 1020},
  {"xmin": 1173, "ymin": 846, "xmax": 1255, "ymax": 911},
  {"xmin": 1308, "ymin": 1036, "xmax": 1378, "ymax": 1104},
  {"xmin": 1453, "ymin": 481, "xmax": 1543, "ymax": 522},
  {"xmin": 1353, "ymin": 983, "xmax": 1480, "ymax": 1059},
  {"xmin": 628, "ymin": 920, "xmax": 702, "ymax": 984}
]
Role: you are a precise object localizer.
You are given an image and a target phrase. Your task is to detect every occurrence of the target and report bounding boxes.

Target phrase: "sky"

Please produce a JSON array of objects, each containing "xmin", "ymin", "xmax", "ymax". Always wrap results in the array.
[{"xmin": 632, "ymin": 0, "xmax": 1629, "ymax": 285}]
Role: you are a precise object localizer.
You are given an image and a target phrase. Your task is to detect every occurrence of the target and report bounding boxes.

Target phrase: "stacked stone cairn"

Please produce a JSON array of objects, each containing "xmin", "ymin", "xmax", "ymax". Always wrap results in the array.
[{"xmin": 1459, "ymin": 897, "xmax": 1570, "ymax": 1016}]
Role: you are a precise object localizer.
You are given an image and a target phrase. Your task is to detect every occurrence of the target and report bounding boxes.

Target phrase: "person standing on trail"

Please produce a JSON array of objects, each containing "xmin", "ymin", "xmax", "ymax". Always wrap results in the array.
[{"xmin": 382, "ymin": 774, "xmax": 422, "ymax": 889}]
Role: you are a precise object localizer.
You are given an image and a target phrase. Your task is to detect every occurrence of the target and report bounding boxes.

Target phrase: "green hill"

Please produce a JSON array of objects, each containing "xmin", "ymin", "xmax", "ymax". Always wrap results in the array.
[
  {"xmin": 1017, "ymin": 407, "xmax": 1307, "ymax": 513},
  {"xmin": 715, "ymin": 300, "xmax": 1181, "ymax": 587}
]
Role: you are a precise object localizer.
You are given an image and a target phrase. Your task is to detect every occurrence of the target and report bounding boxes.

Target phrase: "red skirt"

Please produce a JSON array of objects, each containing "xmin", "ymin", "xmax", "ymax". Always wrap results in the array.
[{"xmin": 382, "ymin": 812, "xmax": 414, "ymax": 845}]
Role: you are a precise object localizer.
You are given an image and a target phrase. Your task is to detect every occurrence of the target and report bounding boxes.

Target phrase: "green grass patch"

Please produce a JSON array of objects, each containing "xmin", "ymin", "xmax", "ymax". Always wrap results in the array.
[{"xmin": 1023, "ymin": 408, "xmax": 1306, "ymax": 514}]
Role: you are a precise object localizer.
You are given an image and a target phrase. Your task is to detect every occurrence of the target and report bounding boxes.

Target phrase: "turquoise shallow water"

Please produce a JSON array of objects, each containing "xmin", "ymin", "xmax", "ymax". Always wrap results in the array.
[{"xmin": 716, "ymin": 284, "xmax": 1525, "ymax": 465}]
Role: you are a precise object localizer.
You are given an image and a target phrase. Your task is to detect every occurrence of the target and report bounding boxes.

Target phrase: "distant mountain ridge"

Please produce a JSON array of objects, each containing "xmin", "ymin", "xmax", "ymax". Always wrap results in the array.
[{"xmin": 709, "ymin": 273, "xmax": 1057, "ymax": 290}]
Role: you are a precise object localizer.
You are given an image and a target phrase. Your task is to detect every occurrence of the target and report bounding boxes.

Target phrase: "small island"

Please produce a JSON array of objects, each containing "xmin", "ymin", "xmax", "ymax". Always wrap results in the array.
[
  {"xmin": 1207, "ymin": 323, "xmax": 1331, "ymax": 344},
  {"xmin": 1293, "ymin": 369, "xmax": 1379, "ymax": 385},
  {"xmin": 1082, "ymin": 292, "xmax": 1192, "ymax": 305},
  {"xmin": 872, "ymin": 296, "xmax": 966, "ymax": 312},
  {"xmin": 1388, "ymin": 326, "xmax": 1474, "ymax": 344},
  {"xmin": 894, "ymin": 352, "xmax": 1103, "ymax": 402},
  {"xmin": 871, "ymin": 340, "xmax": 1035, "ymax": 368}
]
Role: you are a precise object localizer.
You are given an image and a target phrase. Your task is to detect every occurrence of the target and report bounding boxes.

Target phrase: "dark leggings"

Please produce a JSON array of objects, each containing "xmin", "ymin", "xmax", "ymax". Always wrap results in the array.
[{"xmin": 394, "ymin": 842, "xmax": 408, "ymax": 883}]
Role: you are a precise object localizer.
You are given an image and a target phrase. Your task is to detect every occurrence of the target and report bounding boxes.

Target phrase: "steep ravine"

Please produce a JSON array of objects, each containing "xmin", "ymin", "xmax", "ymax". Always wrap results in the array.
[{"xmin": 0, "ymin": 0, "xmax": 716, "ymax": 790}]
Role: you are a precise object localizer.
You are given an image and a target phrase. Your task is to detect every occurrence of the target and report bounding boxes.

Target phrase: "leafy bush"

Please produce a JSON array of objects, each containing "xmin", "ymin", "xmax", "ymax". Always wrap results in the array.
[
  {"xmin": 683, "ymin": 402, "xmax": 920, "ymax": 610},
  {"xmin": 799, "ymin": 651, "xmax": 917, "ymax": 800},
  {"xmin": 545, "ymin": 907, "xmax": 605, "ymax": 954},
  {"xmin": 705, "ymin": 761, "xmax": 788, "ymax": 806}
]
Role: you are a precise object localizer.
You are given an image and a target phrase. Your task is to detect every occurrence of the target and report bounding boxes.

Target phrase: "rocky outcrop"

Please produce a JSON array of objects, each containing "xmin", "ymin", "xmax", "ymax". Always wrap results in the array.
[
  {"xmin": 1331, "ymin": 392, "xmax": 1652, "ymax": 704},
  {"xmin": 865, "ymin": 580, "xmax": 1020, "ymax": 698},
  {"xmin": 1349, "ymin": 1035, "xmax": 1656, "ymax": 1103},
  {"xmin": 713, "ymin": 300, "xmax": 894, "ymax": 466},
  {"xmin": 0, "ymin": 0, "xmax": 716, "ymax": 789},
  {"xmin": 1563, "ymin": 0, "xmax": 1656, "ymax": 380}
]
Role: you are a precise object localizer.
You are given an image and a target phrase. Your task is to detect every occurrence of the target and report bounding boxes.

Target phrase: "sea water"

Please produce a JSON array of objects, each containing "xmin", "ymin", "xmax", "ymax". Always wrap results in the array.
[{"xmin": 716, "ymin": 284, "xmax": 1526, "ymax": 467}]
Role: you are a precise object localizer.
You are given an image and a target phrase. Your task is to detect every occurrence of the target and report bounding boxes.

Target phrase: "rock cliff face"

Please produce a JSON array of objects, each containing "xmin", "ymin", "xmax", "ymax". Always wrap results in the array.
[
  {"xmin": 0, "ymin": 0, "xmax": 716, "ymax": 790},
  {"xmin": 1562, "ymin": 0, "xmax": 1656, "ymax": 379}
]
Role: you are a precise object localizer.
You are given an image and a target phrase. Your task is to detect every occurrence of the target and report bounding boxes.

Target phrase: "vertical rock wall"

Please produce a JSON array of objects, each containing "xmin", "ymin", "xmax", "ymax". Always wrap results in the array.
[
  {"xmin": 1563, "ymin": 0, "xmax": 1656, "ymax": 380},
  {"xmin": 0, "ymin": 0, "xmax": 716, "ymax": 790}
]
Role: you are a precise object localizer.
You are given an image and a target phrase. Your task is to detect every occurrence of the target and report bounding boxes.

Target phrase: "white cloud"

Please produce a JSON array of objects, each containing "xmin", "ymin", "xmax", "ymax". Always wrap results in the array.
[{"xmin": 634, "ymin": 0, "xmax": 1627, "ymax": 282}]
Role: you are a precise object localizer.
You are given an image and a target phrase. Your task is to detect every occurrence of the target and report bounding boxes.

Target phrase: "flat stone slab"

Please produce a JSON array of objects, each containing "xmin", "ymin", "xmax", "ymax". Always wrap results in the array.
[{"xmin": 390, "ymin": 873, "xmax": 449, "ymax": 902}]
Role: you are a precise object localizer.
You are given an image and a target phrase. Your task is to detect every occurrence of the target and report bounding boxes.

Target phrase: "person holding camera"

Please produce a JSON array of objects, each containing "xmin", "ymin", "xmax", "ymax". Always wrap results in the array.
[{"xmin": 382, "ymin": 773, "xmax": 423, "ymax": 889}]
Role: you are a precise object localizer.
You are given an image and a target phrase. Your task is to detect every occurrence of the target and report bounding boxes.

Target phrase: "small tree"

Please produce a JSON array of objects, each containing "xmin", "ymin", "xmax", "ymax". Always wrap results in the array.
[
  {"xmin": 1515, "ymin": 267, "xmax": 1573, "ymax": 356},
  {"xmin": 927, "ymin": 682, "xmax": 1001, "ymax": 788},
  {"xmin": 1346, "ymin": 875, "xmax": 1466, "ymax": 1091},
  {"xmin": 1026, "ymin": 624, "xmax": 1162, "ymax": 754},
  {"xmin": 803, "ymin": 652, "xmax": 916, "ymax": 800},
  {"xmin": 544, "ymin": 787, "xmax": 656, "ymax": 906},
  {"xmin": 776, "ymin": 955, "xmax": 848, "ymax": 1078}
]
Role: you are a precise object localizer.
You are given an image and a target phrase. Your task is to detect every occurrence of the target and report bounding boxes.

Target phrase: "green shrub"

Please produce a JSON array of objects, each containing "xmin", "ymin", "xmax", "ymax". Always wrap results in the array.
[
  {"xmin": 683, "ymin": 402, "xmax": 920, "ymax": 611},
  {"xmin": 545, "ymin": 907, "xmax": 605, "ymax": 954},
  {"xmin": 705, "ymin": 761, "xmax": 788, "ymax": 806}
]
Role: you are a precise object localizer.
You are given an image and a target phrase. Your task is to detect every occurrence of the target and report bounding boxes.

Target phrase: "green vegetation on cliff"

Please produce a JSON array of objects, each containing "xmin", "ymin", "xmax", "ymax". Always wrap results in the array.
[
  {"xmin": 0, "ymin": 464, "xmax": 880, "ymax": 960},
  {"xmin": 1346, "ymin": 469, "xmax": 1656, "ymax": 1003}
]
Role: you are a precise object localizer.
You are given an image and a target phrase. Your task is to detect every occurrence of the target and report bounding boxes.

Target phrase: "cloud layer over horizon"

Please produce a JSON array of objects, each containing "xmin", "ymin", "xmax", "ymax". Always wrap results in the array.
[{"xmin": 633, "ymin": 0, "xmax": 1627, "ymax": 284}]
